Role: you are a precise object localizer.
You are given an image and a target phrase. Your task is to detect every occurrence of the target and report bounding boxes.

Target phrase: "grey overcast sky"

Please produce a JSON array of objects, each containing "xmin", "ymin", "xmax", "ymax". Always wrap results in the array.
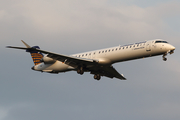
[{"xmin": 1, "ymin": 0, "xmax": 180, "ymax": 120}]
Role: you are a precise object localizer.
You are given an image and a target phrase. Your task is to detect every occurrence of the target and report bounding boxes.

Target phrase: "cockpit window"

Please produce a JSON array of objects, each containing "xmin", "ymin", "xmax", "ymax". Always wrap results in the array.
[{"xmin": 155, "ymin": 41, "xmax": 168, "ymax": 43}]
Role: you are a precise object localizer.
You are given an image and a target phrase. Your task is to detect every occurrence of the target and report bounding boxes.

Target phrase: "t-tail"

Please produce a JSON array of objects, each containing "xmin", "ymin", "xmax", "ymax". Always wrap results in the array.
[
  {"xmin": 21, "ymin": 40, "xmax": 44, "ymax": 65},
  {"xmin": 7, "ymin": 40, "xmax": 44, "ymax": 65}
]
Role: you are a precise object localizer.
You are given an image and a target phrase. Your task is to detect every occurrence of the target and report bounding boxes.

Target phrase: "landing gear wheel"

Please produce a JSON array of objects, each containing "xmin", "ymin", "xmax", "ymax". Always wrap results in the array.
[
  {"xmin": 94, "ymin": 74, "xmax": 97, "ymax": 79},
  {"xmin": 162, "ymin": 53, "xmax": 168, "ymax": 61},
  {"xmin": 79, "ymin": 70, "xmax": 84, "ymax": 75},
  {"xmin": 163, "ymin": 57, "xmax": 167, "ymax": 61},
  {"xmin": 77, "ymin": 68, "xmax": 84, "ymax": 75},
  {"xmin": 97, "ymin": 75, "xmax": 101, "ymax": 80},
  {"xmin": 77, "ymin": 69, "xmax": 81, "ymax": 74},
  {"xmin": 94, "ymin": 74, "xmax": 101, "ymax": 80}
]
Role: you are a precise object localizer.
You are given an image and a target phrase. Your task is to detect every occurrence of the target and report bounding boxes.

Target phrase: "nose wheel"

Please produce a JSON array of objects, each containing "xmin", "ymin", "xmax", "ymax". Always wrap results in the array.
[{"xmin": 163, "ymin": 57, "xmax": 167, "ymax": 61}]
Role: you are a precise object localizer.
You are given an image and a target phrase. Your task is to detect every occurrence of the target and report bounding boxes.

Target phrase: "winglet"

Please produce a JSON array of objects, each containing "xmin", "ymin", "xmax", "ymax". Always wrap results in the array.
[{"xmin": 21, "ymin": 40, "xmax": 31, "ymax": 48}]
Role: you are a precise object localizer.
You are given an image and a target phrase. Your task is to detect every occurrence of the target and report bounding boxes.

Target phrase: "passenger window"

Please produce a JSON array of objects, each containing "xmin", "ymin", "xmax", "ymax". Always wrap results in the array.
[
  {"xmin": 109, "ymin": 50, "xmax": 110, "ymax": 52},
  {"xmin": 102, "ymin": 51, "xmax": 104, "ymax": 53},
  {"xmin": 112, "ymin": 49, "xmax": 114, "ymax": 51},
  {"xmin": 105, "ymin": 50, "xmax": 107, "ymax": 52},
  {"xmin": 126, "ymin": 46, "xmax": 128, "ymax": 49},
  {"xmin": 99, "ymin": 51, "xmax": 101, "ymax": 54},
  {"xmin": 116, "ymin": 48, "xmax": 117, "ymax": 51}
]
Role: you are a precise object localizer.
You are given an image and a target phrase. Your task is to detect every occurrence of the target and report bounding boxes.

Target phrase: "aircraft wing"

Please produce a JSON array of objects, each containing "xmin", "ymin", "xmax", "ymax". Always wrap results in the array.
[
  {"xmin": 36, "ymin": 49, "xmax": 99, "ymax": 67},
  {"xmin": 7, "ymin": 46, "xmax": 126, "ymax": 80},
  {"xmin": 7, "ymin": 46, "xmax": 98, "ymax": 67}
]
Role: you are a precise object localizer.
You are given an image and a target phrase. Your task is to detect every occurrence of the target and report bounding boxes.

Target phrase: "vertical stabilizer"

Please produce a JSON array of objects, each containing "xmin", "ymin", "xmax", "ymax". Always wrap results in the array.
[
  {"xmin": 26, "ymin": 46, "xmax": 43, "ymax": 65},
  {"xmin": 20, "ymin": 40, "xmax": 43, "ymax": 65},
  {"xmin": 21, "ymin": 40, "xmax": 31, "ymax": 48}
]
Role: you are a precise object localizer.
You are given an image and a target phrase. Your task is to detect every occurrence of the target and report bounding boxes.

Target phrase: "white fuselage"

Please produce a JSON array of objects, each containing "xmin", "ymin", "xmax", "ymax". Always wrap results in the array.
[{"xmin": 34, "ymin": 39, "xmax": 175, "ymax": 73}]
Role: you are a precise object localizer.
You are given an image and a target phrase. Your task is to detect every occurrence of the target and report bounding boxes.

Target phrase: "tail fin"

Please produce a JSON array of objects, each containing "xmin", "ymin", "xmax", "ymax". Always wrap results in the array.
[
  {"xmin": 27, "ymin": 46, "xmax": 44, "ymax": 65},
  {"xmin": 21, "ymin": 40, "xmax": 43, "ymax": 65}
]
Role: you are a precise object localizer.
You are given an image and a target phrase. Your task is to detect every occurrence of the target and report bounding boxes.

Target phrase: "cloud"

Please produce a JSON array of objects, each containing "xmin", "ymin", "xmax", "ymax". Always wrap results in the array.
[
  {"xmin": 1, "ymin": 0, "xmax": 180, "ymax": 48},
  {"xmin": 0, "ymin": 107, "xmax": 9, "ymax": 120}
]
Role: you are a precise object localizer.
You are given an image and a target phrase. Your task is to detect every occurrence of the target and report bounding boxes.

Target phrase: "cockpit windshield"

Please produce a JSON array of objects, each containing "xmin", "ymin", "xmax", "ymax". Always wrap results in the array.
[{"xmin": 155, "ymin": 41, "xmax": 168, "ymax": 43}]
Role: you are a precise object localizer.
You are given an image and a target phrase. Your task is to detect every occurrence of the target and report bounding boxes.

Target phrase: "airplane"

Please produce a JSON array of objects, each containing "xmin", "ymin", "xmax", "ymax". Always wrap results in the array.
[{"xmin": 7, "ymin": 39, "xmax": 175, "ymax": 80}]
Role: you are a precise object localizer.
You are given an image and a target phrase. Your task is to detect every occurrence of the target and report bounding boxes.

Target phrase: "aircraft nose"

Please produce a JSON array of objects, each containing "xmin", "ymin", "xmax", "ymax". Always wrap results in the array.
[
  {"xmin": 167, "ymin": 44, "xmax": 175, "ymax": 51},
  {"xmin": 167, "ymin": 44, "xmax": 175, "ymax": 54},
  {"xmin": 171, "ymin": 45, "xmax": 175, "ymax": 50}
]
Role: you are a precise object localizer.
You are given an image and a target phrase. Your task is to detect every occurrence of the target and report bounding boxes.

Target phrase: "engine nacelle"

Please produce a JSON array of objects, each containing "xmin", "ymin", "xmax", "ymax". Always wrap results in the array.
[
  {"xmin": 41, "ymin": 55, "xmax": 56, "ymax": 64},
  {"xmin": 98, "ymin": 58, "xmax": 112, "ymax": 64}
]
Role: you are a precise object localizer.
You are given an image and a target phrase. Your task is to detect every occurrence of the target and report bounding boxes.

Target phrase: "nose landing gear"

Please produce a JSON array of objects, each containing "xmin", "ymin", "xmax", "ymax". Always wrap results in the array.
[
  {"xmin": 162, "ymin": 49, "xmax": 175, "ymax": 61},
  {"xmin": 169, "ymin": 50, "xmax": 174, "ymax": 54},
  {"xmin": 163, "ymin": 57, "xmax": 167, "ymax": 61}
]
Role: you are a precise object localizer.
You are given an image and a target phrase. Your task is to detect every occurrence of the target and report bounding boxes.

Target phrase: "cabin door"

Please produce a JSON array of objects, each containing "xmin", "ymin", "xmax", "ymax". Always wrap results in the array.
[{"xmin": 146, "ymin": 42, "xmax": 151, "ymax": 52}]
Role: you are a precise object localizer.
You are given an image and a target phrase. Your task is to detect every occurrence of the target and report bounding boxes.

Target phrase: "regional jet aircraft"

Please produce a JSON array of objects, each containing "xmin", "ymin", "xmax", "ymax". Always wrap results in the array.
[{"xmin": 7, "ymin": 39, "xmax": 175, "ymax": 80}]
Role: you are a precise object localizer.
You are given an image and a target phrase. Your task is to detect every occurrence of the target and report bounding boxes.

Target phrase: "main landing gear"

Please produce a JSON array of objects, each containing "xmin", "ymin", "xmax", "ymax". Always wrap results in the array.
[
  {"xmin": 94, "ymin": 74, "xmax": 101, "ymax": 80},
  {"xmin": 77, "ymin": 66, "xmax": 101, "ymax": 80},
  {"xmin": 77, "ymin": 67, "xmax": 84, "ymax": 75}
]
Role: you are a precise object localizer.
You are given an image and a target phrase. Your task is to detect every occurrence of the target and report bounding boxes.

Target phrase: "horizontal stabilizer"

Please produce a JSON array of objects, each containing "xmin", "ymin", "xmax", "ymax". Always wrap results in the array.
[
  {"xmin": 7, "ymin": 42, "xmax": 43, "ymax": 65},
  {"xmin": 6, "ymin": 46, "xmax": 28, "ymax": 50}
]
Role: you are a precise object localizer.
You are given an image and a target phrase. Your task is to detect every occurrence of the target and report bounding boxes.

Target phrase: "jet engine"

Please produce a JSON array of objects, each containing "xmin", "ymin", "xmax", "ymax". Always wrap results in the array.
[{"xmin": 40, "ymin": 55, "xmax": 56, "ymax": 64}]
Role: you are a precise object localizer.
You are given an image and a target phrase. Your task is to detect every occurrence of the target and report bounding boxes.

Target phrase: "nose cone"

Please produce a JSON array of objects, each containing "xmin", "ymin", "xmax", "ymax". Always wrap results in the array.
[
  {"xmin": 167, "ymin": 44, "xmax": 175, "ymax": 51},
  {"xmin": 171, "ymin": 45, "xmax": 175, "ymax": 50},
  {"xmin": 167, "ymin": 44, "xmax": 175, "ymax": 54}
]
